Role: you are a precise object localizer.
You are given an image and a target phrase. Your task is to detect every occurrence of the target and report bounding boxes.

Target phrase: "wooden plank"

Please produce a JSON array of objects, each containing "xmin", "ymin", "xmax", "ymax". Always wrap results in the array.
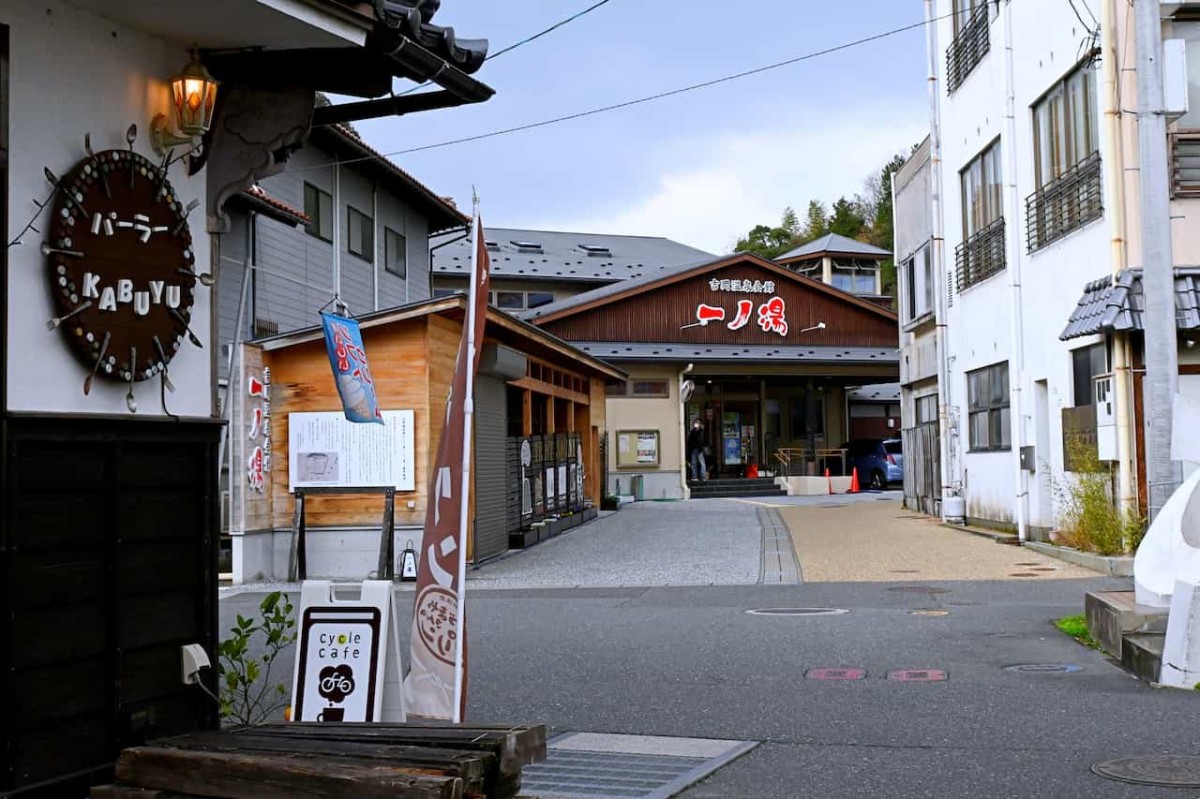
[
  {"xmin": 509, "ymin": 377, "xmax": 588, "ymax": 406},
  {"xmin": 239, "ymin": 724, "xmax": 547, "ymax": 775},
  {"xmin": 91, "ymin": 787, "xmax": 196, "ymax": 799},
  {"xmin": 521, "ymin": 390, "xmax": 532, "ymax": 437},
  {"xmin": 115, "ymin": 747, "xmax": 463, "ymax": 799},
  {"xmin": 152, "ymin": 732, "xmax": 494, "ymax": 796}
]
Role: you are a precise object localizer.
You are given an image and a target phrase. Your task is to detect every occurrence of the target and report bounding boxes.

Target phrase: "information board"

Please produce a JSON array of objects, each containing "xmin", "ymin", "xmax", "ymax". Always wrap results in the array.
[{"xmin": 288, "ymin": 410, "xmax": 415, "ymax": 492}]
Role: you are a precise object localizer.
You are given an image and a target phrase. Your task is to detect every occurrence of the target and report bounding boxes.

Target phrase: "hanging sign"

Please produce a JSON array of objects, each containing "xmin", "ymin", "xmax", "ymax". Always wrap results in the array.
[{"xmin": 320, "ymin": 312, "xmax": 383, "ymax": 424}]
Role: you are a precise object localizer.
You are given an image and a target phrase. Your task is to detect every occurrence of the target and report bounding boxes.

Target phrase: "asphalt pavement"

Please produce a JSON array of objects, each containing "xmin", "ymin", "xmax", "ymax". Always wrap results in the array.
[{"xmin": 219, "ymin": 496, "xmax": 1200, "ymax": 798}]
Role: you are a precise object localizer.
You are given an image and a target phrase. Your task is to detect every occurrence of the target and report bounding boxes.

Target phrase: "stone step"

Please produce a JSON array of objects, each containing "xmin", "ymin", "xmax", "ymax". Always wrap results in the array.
[
  {"xmin": 1085, "ymin": 590, "xmax": 1169, "ymax": 659},
  {"xmin": 1122, "ymin": 632, "xmax": 1164, "ymax": 684},
  {"xmin": 690, "ymin": 487, "xmax": 788, "ymax": 499},
  {"xmin": 690, "ymin": 478, "xmax": 780, "ymax": 488}
]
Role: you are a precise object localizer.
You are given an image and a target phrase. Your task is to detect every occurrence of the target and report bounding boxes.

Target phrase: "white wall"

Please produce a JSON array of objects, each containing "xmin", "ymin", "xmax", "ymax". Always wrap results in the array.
[
  {"xmin": 934, "ymin": 0, "xmax": 1110, "ymax": 528},
  {"xmin": 3, "ymin": 1, "xmax": 213, "ymax": 416}
]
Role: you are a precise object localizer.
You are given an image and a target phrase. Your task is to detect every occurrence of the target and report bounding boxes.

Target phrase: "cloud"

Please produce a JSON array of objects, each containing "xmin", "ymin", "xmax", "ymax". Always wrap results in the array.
[{"xmin": 539, "ymin": 109, "xmax": 928, "ymax": 254}]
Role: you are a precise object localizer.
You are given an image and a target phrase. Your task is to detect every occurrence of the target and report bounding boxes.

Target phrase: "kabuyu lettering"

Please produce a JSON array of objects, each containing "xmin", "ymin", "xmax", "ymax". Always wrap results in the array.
[{"xmin": 81, "ymin": 273, "xmax": 182, "ymax": 314}]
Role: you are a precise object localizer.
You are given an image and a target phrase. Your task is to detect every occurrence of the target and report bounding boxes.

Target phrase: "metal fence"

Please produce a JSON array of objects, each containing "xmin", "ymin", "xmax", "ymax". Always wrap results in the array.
[
  {"xmin": 946, "ymin": 4, "xmax": 990, "ymax": 94},
  {"xmin": 902, "ymin": 421, "xmax": 941, "ymax": 517},
  {"xmin": 955, "ymin": 217, "xmax": 1006, "ymax": 292},
  {"xmin": 1025, "ymin": 153, "xmax": 1103, "ymax": 253}
]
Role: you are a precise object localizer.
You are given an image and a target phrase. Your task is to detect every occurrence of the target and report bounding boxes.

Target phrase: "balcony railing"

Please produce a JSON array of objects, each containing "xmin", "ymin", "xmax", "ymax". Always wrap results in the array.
[
  {"xmin": 954, "ymin": 217, "xmax": 1006, "ymax": 292},
  {"xmin": 1171, "ymin": 130, "xmax": 1200, "ymax": 199},
  {"xmin": 1025, "ymin": 152, "xmax": 1103, "ymax": 253},
  {"xmin": 946, "ymin": 5, "xmax": 990, "ymax": 93}
]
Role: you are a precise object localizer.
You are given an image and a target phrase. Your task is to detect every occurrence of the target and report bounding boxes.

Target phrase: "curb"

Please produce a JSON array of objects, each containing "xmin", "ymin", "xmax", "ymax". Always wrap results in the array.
[
  {"xmin": 1023, "ymin": 541, "xmax": 1134, "ymax": 576},
  {"xmin": 940, "ymin": 523, "xmax": 1020, "ymax": 545}
]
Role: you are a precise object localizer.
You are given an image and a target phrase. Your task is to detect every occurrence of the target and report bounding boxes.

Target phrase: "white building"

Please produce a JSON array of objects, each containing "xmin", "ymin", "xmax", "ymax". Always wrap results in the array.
[{"xmin": 897, "ymin": 0, "xmax": 1200, "ymax": 536}]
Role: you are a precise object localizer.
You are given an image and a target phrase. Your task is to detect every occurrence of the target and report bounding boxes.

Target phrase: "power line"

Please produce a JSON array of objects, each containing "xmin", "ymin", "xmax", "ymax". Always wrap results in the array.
[
  {"xmin": 397, "ymin": 0, "xmax": 616, "ymax": 97},
  {"xmin": 310, "ymin": 12, "xmax": 955, "ymax": 172}
]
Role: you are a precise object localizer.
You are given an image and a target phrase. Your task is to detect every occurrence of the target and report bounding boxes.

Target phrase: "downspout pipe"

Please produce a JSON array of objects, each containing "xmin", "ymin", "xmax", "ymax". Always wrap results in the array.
[
  {"xmin": 926, "ymin": 0, "xmax": 956, "ymax": 520},
  {"xmin": 1101, "ymin": 0, "xmax": 1138, "ymax": 518},
  {"xmin": 372, "ymin": 182, "xmax": 380, "ymax": 311},
  {"xmin": 1002, "ymin": 0, "xmax": 1029, "ymax": 542}
]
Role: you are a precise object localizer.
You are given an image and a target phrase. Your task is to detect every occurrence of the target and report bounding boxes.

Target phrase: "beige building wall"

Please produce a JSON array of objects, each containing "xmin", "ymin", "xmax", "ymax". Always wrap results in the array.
[{"xmin": 605, "ymin": 363, "xmax": 687, "ymax": 500}]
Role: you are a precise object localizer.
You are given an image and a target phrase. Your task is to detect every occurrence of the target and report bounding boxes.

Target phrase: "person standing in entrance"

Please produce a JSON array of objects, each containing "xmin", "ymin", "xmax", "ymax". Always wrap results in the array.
[{"xmin": 687, "ymin": 420, "xmax": 708, "ymax": 483}]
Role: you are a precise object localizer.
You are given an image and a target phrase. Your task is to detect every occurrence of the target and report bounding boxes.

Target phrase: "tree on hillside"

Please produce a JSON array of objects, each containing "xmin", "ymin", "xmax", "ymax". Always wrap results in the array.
[
  {"xmin": 828, "ymin": 197, "xmax": 866, "ymax": 239},
  {"xmin": 802, "ymin": 200, "xmax": 828, "ymax": 242},
  {"xmin": 733, "ymin": 206, "xmax": 802, "ymax": 260}
]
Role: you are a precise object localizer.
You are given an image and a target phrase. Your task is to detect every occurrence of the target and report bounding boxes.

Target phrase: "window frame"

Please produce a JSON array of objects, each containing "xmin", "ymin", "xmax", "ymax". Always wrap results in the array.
[
  {"xmin": 1032, "ymin": 60, "xmax": 1099, "ymax": 189},
  {"xmin": 1071, "ymin": 342, "xmax": 1109, "ymax": 408},
  {"xmin": 347, "ymin": 205, "xmax": 373, "ymax": 260},
  {"xmin": 630, "ymin": 380, "xmax": 670, "ymax": 398},
  {"xmin": 303, "ymin": 182, "xmax": 333, "ymax": 242},
  {"xmin": 960, "ymin": 138, "xmax": 1003, "ymax": 241},
  {"xmin": 903, "ymin": 242, "xmax": 935, "ymax": 324},
  {"xmin": 384, "ymin": 227, "xmax": 406, "ymax": 278},
  {"xmin": 966, "ymin": 361, "xmax": 1011, "ymax": 452}
]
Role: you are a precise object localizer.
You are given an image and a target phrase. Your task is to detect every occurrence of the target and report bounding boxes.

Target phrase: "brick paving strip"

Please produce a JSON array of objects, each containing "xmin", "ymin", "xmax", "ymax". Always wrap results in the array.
[
  {"xmin": 777, "ymin": 499, "xmax": 1098, "ymax": 582},
  {"xmin": 757, "ymin": 508, "xmax": 801, "ymax": 585}
]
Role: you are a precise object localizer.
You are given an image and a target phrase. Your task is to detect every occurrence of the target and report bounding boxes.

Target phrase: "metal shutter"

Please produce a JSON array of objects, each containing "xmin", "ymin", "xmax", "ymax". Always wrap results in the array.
[{"xmin": 472, "ymin": 376, "xmax": 509, "ymax": 562}]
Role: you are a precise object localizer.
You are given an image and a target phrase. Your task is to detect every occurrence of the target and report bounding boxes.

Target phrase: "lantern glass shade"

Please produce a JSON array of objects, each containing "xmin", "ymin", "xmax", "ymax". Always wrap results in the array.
[{"xmin": 170, "ymin": 55, "xmax": 218, "ymax": 137}]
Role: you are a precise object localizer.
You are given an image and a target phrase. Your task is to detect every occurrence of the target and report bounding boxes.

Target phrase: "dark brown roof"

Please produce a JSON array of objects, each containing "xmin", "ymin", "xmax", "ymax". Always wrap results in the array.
[{"xmin": 237, "ymin": 185, "xmax": 310, "ymax": 227}]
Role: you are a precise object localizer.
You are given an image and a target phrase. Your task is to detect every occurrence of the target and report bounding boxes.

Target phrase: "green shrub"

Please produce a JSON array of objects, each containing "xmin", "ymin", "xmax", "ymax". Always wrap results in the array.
[
  {"xmin": 1055, "ymin": 613, "xmax": 1101, "ymax": 649},
  {"xmin": 1053, "ymin": 442, "xmax": 1144, "ymax": 556},
  {"xmin": 218, "ymin": 591, "xmax": 297, "ymax": 726}
]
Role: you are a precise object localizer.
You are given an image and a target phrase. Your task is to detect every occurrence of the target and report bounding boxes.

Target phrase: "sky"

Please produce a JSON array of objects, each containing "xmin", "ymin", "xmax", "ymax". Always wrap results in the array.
[{"xmin": 346, "ymin": 1, "xmax": 932, "ymax": 255}]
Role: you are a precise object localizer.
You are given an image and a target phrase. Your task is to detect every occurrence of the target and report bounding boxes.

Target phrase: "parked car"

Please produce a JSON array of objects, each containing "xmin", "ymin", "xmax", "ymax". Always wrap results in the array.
[{"xmin": 847, "ymin": 438, "xmax": 903, "ymax": 489}]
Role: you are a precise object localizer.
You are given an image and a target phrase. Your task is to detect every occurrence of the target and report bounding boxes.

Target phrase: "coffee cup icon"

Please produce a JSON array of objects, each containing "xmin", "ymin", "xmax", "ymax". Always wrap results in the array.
[{"xmin": 317, "ymin": 707, "xmax": 344, "ymax": 723}]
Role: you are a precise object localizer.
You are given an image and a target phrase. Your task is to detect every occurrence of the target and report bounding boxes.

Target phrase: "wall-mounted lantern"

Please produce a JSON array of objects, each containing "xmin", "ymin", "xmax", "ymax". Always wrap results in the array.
[{"xmin": 151, "ymin": 50, "xmax": 219, "ymax": 156}]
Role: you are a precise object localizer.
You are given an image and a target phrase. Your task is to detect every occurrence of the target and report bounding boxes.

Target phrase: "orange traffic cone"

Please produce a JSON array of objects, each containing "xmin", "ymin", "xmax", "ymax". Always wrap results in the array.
[
  {"xmin": 825, "ymin": 467, "xmax": 832, "ymax": 494},
  {"xmin": 846, "ymin": 467, "xmax": 860, "ymax": 494}
]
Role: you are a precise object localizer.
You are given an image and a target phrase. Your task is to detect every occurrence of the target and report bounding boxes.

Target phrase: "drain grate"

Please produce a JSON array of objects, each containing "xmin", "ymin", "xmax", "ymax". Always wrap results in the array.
[
  {"xmin": 806, "ymin": 667, "xmax": 867, "ymax": 680},
  {"xmin": 523, "ymin": 751, "xmax": 708, "ymax": 798},
  {"xmin": 888, "ymin": 669, "xmax": 948, "ymax": 682},
  {"xmin": 745, "ymin": 607, "xmax": 849, "ymax": 617},
  {"xmin": 523, "ymin": 734, "xmax": 757, "ymax": 799},
  {"xmin": 1005, "ymin": 663, "xmax": 1083, "ymax": 674},
  {"xmin": 1092, "ymin": 755, "xmax": 1200, "ymax": 787}
]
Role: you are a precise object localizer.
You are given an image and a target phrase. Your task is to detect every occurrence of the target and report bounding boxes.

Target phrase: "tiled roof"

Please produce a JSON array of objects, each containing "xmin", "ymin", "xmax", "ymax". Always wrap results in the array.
[
  {"xmin": 568, "ymin": 341, "xmax": 899, "ymax": 365},
  {"xmin": 237, "ymin": 185, "xmax": 310, "ymax": 227},
  {"xmin": 777, "ymin": 233, "xmax": 892, "ymax": 262},
  {"xmin": 312, "ymin": 124, "xmax": 469, "ymax": 234},
  {"xmin": 324, "ymin": 0, "xmax": 489, "ymax": 74},
  {"xmin": 1059, "ymin": 267, "xmax": 1200, "ymax": 340},
  {"xmin": 434, "ymin": 228, "xmax": 713, "ymax": 284},
  {"xmin": 848, "ymin": 382, "xmax": 902, "ymax": 403}
]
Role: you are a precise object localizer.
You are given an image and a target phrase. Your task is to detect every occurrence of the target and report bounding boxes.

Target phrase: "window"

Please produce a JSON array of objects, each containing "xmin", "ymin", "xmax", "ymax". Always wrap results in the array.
[
  {"xmin": 631, "ymin": 380, "xmax": 669, "ymax": 397},
  {"xmin": 916, "ymin": 394, "xmax": 938, "ymax": 424},
  {"xmin": 955, "ymin": 140, "xmax": 1005, "ymax": 290},
  {"xmin": 347, "ymin": 206, "xmax": 373, "ymax": 259},
  {"xmin": 384, "ymin": 228, "xmax": 406, "ymax": 278},
  {"xmin": 830, "ymin": 258, "xmax": 878, "ymax": 294},
  {"xmin": 496, "ymin": 291, "xmax": 525, "ymax": 310},
  {"xmin": 433, "ymin": 288, "xmax": 460, "ymax": 298},
  {"xmin": 946, "ymin": 0, "xmax": 990, "ymax": 93},
  {"xmin": 608, "ymin": 380, "xmax": 669, "ymax": 398},
  {"xmin": 303, "ymin": 183, "xmax": 333, "ymax": 241},
  {"xmin": 527, "ymin": 292, "xmax": 555, "ymax": 309},
  {"xmin": 967, "ymin": 362, "xmax": 1011, "ymax": 451},
  {"xmin": 903, "ymin": 243, "xmax": 935, "ymax": 322},
  {"xmin": 1027, "ymin": 62, "xmax": 1102, "ymax": 251},
  {"xmin": 789, "ymin": 395, "xmax": 826, "ymax": 439},
  {"xmin": 1071, "ymin": 343, "xmax": 1108, "ymax": 408}
]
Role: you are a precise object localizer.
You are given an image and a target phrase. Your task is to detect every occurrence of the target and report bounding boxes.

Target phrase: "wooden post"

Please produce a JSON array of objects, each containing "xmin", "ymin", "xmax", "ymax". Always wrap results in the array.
[
  {"xmin": 377, "ymin": 488, "xmax": 396, "ymax": 579},
  {"xmin": 546, "ymin": 396, "xmax": 555, "ymax": 434},
  {"xmin": 522, "ymin": 389, "xmax": 532, "ymax": 436}
]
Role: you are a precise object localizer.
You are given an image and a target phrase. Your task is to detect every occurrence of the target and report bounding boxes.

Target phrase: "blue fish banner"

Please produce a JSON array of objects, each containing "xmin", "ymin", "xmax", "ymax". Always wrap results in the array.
[{"xmin": 320, "ymin": 312, "xmax": 384, "ymax": 424}]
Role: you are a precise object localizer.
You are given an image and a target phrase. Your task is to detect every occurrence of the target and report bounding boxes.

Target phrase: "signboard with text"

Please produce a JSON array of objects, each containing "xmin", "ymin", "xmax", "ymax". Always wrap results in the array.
[{"xmin": 288, "ymin": 410, "xmax": 415, "ymax": 492}]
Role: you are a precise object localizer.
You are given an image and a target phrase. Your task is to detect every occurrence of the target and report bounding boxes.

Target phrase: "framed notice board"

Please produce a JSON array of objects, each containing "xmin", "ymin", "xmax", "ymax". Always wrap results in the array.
[{"xmin": 616, "ymin": 429, "xmax": 659, "ymax": 468}]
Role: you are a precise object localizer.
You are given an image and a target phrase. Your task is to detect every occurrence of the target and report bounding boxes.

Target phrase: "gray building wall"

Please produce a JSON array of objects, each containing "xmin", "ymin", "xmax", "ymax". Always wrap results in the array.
[{"xmin": 218, "ymin": 140, "xmax": 435, "ymax": 356}]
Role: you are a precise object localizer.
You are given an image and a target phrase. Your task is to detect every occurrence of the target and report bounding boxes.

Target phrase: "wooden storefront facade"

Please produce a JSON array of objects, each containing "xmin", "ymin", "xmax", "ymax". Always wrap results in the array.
[
  {"xmin": 526, "ymin": 254, "xmax": 901, "ymax": 499},
  {"xmin": 228, "ymin": 296, "xmax": 623, "ymax": 583}
]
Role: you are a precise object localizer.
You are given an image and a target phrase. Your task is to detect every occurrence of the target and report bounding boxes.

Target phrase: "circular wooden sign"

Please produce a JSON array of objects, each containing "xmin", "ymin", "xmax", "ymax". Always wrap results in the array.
[{"xmin": 45, "ymin": 149, "xmax": 198, "ymax": 384}]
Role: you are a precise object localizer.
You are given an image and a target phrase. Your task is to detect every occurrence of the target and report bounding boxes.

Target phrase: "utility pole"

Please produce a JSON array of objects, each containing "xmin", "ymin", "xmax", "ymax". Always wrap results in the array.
[{"xmin": 1135, "ymin": 0, "xmax": 1182, "ymax": 520}]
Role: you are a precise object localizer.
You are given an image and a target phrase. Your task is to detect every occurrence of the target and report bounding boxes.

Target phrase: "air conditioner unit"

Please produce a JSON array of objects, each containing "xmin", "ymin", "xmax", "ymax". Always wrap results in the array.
[{"xmin": 1095, "ymin": 373, "xmax": 1117, "ymax": 461}]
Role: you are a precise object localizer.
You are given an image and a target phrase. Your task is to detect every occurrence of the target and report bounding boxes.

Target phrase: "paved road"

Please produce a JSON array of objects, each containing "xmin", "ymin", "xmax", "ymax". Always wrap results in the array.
[{"xmin": 219, "ymin": 498, "xmax": 1200, "ymax": 797}]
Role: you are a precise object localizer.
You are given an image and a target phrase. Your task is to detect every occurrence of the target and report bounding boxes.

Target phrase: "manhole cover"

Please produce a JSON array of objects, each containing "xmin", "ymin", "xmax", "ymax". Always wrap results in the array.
[
  {"xmin": 1004, "ymin": 663, "xmax": 1083, "ymax": 674},
  {"xmin": 910, "ymin": 609, "xmax": 950, "ymax": 616},
  {"xmin": 888, "ymin": 669, "xmax": 948, "ymax": 682},
  {"xmin": 1031, "ymin": 567, "xmax": 1057, "ymax": 572},
  {"xmin": 745, "ymin": 608, "xmax": 849, "ymax": 617},
  {"xmin": 1008, "ymin": 572, "xmax": 1039, "ymax": 577},
  {"xmin": 1015, "ymin": 562, "xmax": 1041, "ymax": 566},
  {"xmin": 806, "ymin": 667, "xmax": 867, "ymax": 681},
  {"xmin": 887, "ymin": 586, "xmax": 950, "ymax": 594},
  {"xmin": 890, "ymin": 569, "xmax": 920, "ymax": 574},
  {"xmin": 1092, "ymin": 756, "xmax": 1200, "ymax": 787}
]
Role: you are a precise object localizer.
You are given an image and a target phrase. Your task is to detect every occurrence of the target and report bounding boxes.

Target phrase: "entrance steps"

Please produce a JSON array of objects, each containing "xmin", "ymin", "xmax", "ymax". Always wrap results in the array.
[
  {"xmin": 689, "ymin": 478, "xmax": 788, "ymax": 499},
  {"xmin": 1085, "ymin": 590, "xmax": 1168, "ymax": 683}
]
